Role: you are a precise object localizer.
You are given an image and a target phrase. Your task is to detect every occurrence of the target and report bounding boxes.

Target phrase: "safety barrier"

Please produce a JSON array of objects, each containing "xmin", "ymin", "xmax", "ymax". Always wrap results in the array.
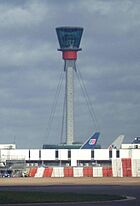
[
  {"xmin": 112, "ymin": 158, "xmax": 123, "ymax": 177},
  {"xmin": 93, "ymin": 167, "xmax": 103, "ymax": 177},
  {"xmin": 132, "ymin": 159, "xmax": 140, "ymax": 177},
  {"xmin": 103, "ymin": 167, "xmax": 112, "ymax": 177},
  {"xmin": 28, "ymin": 167, "xmax": 38, "ymax": 177},
  {"xmin": 28, "ymin": 159, "xmax": 140, "ymax": 177},
  {"xmin": 73, "ymin": 167, "xmax": 83, "ymax": 177},
  {"xmin": 122, "ymin": 158, "xmax": 132, "ymax": 177},
  {"xmin": 28, "ymin": 166, "xmax": 105, "ymax": 177},
  {"xmin": 35, "ymin": 167, "xmax": 45, "ymax": 177},
  {"xmin": 83, "ymin": 167, "xmax": 93, "ymax": 177},
  {"xmin": 64, "ymin": 167, "xmax": 73, "ymax": 177},
  {"xmin": 43, "ymin": 167, "xmax": 53, "ymax": 177},
  {"xmin": 51, "ymin": 167, "xmax": 64, "ymax": 177}
]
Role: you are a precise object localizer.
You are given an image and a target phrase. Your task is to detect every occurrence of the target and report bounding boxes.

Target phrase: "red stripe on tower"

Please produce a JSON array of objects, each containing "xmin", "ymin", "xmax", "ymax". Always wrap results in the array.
[{"xmin": 63, "ymin": 51, "xmax": 77, "ymax": 60}]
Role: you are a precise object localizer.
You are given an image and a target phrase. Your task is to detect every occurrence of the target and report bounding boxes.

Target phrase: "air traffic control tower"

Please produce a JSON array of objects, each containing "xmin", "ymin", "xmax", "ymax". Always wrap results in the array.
[{"xmin": 56, "ymin": 27, "xmax": 83, "ymax": 145}]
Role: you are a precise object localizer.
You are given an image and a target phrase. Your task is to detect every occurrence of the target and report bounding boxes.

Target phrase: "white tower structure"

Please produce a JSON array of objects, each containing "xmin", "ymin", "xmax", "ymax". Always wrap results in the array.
[{"xmin": 56, "ymin": 27, "xmax": 83, "ymax": 145}]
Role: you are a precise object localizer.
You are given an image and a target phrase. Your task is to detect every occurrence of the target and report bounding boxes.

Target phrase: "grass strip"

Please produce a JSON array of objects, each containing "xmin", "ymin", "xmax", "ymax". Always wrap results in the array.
[{"xmin": 0, "ymin": 191, "xmax": 126, "ymax": 204}]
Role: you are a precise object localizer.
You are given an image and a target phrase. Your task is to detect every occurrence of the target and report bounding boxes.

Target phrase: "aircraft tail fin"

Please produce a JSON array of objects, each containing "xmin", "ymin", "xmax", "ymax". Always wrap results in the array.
[
  {"xmin": 80, "ymin": 132, "xmax": 100, "ymax": 149},
  {"xmin": 108, "ymin": 135, "xmax": 125, "ymax": 149}
]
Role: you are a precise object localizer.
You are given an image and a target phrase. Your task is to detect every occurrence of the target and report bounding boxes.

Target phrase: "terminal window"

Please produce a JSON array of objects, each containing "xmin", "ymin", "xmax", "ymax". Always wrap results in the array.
[
  {"xmin": 55, "ymin": 150, "xmax": 59, "ymax": 158},
  {"xmin": 68, "ymin": 150, "xmax": 71, "ymax": 158},
  {"xmin": 116, "ymin": 150, "xmax": 120, "ymax": 158},
  {"xmin": 109, "ymin": 150, "xmax": 112, "ymax": 158},
  {"xmin": 91, "ymin": 150, "xmax": 94, "ymax": 158}
]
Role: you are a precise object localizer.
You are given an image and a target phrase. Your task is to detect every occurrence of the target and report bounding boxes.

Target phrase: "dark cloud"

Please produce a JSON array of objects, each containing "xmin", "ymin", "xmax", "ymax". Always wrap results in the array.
[{"xmin": 0, "ymin": 0, "xmax": 139, "ymax": 148}]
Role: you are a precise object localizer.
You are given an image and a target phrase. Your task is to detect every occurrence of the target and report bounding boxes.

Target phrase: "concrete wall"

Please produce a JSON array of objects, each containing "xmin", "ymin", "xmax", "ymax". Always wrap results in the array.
[{"xmin": 1, "ymin": 148, "xmax": 140, "ymax": 166}]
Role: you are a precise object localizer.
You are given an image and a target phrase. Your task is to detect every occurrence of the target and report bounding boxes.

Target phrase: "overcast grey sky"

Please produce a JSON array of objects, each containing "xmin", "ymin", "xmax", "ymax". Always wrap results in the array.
[{"xmin": 0, "ymin": 0, "xmax": 139, "ymax": 148}]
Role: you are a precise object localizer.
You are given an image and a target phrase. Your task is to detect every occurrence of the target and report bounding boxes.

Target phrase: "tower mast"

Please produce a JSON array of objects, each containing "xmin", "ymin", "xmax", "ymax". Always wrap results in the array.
[{"xmin": 56, "ymin": 27, "xmax": 83, "ymax": 145}]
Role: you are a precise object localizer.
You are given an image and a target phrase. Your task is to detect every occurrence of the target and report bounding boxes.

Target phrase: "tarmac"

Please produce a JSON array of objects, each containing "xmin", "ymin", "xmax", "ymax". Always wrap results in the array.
[
  {"xmin": 0, "ymin": 177, "xmax": 140, "ymax": 205},
  {"xmin": 0, "ymin": 177, "xmax": 140, "ymax": 186}
]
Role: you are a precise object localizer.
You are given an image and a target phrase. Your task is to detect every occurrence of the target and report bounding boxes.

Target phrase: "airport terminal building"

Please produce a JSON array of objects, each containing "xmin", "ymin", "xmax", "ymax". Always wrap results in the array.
[{"xmin": 0, "ymin": 142, "xmax": 140, "ymax": 177}]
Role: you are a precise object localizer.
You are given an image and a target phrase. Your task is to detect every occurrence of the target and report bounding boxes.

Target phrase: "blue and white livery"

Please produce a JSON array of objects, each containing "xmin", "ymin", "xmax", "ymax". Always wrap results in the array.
[{"xmin": 80, "ymin": 132, "xmax": 100, "ymax": 149}]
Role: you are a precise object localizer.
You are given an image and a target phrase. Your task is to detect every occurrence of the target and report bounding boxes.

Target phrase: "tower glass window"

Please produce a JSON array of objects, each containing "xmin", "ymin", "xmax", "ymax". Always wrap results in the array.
[{"xmin": 56, "ymin": 27, "xmax": 83, "ymax": 50}]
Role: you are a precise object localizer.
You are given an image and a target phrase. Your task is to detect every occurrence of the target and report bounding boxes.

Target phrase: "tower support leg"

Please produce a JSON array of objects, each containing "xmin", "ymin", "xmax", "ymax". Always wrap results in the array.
[{"xmin": 66, "ymin": 65, "xmax": 74, "ymax": 145}]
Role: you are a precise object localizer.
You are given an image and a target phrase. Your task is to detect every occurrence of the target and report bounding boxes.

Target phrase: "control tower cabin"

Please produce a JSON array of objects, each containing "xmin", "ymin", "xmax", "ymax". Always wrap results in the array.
[{"xmin": 56, "ymin": 27, "xmax": 83, "ymax": 145}]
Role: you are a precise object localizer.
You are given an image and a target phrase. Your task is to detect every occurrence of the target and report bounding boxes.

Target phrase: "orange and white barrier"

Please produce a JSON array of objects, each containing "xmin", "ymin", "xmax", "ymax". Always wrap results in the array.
[
  {"xmin": 51, "ymin": 167, "xmax": 64, "ymax": 177},
  {"xmin": 112, "ymin": 158, "xmax": 133, "ymax": 177},
  {"xmin": 35, "ymin": 167, "xmax": 45, "ymax": 177},
  {"xmin": 73, "ymin": 167, "xmax": 83, "ymax": 177},
  {"xmin": 102, "ymin": 167, "xmax": 112, "ymax": 177},
  {"xmin": 28, "ymin": 166, "xmax": 105, "ymax": 178},
  {"xmin": 93, "ymin": 167, "xmax": 103, "ymax": 177},
  {"xmin": 112, "ymin": 158, "xmax": 123, "ymax": 177},
  {"xmin": 28, "ymin": 159, "xmax": 138, "ymax": 178},
  {"xmin": 132, "ymin": 159, "xmax": 140, "ymax": 177},
  {"xmin": 83, "ymin": 167, "xmax": 93, "ymax": 177},
  {"xmin": 64, "ymin": 167, "xmax": 73, "ymax": 177},
  {"xmin": 28, "ymin": 167, "xmax": 37, "ymax": 177},
  {"xmin": 122, "ymin": 158, "xmax": 132, "ymax": 177},
  {"xmin": 43, "ymin": 167, "xmax": 53, "ymax": 177}
]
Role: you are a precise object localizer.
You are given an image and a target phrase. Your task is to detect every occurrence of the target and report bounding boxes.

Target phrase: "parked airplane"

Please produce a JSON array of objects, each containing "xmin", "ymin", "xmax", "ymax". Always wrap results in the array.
[
  {"xmin": 108, "ymin": 134, "xmax": 125, "ymax": 149},
  {"xmin": 80, "ymin": 132, "xmax": 100, "ymax": 149}
]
